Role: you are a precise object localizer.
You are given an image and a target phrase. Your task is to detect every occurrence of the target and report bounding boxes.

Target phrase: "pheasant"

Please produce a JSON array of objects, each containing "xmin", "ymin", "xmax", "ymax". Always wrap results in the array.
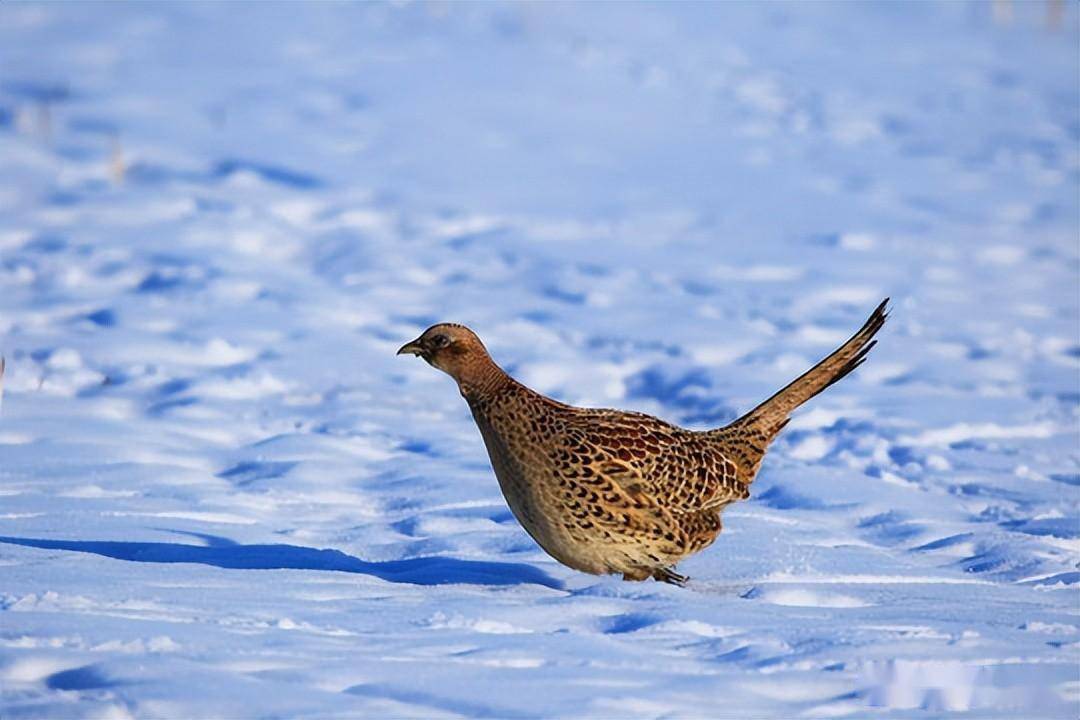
[{"xmin": 398, "ymin": 300, "xmax": 888, "ymax": 585}]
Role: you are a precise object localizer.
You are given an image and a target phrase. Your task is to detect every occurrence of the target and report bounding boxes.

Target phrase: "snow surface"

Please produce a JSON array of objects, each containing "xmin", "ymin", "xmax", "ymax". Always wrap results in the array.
[{"xmin": 1, "ymin": 2, "xmax": 1078, "ymax": 718}]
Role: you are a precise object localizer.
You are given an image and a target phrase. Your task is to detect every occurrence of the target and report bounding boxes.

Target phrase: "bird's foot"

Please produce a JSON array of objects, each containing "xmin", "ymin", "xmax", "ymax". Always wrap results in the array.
[{"xmin": 653, "ymin": 566, "xmax": 689, "ymax": 587}]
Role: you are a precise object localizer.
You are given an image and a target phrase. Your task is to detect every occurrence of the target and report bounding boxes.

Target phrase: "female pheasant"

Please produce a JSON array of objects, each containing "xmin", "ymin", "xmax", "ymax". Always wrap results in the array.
[{"xmin": 398, "ymin": 300, "xmax": 887, "ymax": 585}]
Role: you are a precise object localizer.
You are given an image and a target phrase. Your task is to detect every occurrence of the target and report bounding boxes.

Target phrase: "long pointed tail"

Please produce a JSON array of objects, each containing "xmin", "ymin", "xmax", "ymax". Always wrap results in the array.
[
  {"xmin": 716, "ymin": 299, "xmax": 888, "ymax": 479},
  {"xmin": 734, "ymin": 298, "xmax": 888, "ymax": 435}
]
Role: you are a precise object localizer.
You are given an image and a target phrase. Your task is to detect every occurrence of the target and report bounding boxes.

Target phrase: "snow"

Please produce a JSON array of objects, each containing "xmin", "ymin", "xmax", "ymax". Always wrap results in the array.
[{"xmin": 1, "ymin": 1, "xmax": 1077, "ymax": 718}]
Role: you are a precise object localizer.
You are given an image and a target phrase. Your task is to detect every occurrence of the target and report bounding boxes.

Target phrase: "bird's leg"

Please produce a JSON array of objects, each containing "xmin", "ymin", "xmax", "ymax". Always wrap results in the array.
[
  {"xmin": 621, "ymin": 568, "xmax": 651, "ymax": 582},
  {"xmin": 653, "ymin": 566, "xmax": 689, "ymax": 587}
]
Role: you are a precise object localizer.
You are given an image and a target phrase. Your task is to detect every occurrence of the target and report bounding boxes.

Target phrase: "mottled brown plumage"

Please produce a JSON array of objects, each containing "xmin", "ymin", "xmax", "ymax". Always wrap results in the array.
[{"xmin": 398, "ymin": 300, "xmax": 888, "ymax": 585}]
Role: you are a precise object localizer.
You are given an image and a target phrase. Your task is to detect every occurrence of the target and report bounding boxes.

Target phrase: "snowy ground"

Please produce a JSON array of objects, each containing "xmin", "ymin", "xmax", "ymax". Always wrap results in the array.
[{"xmin": 1, "ymin": 2, "xmax": 1078, "ymax": 718}]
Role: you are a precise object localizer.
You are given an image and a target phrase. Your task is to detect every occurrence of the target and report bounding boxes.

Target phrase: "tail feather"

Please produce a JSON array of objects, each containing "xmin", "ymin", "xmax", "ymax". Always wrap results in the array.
[
  {"xmin": 733, "ymin": 298, "xmax": 888, "ymax": 436},
  {"xmin": 714, "ymin": 299, "xmax": 888, "ymax": 481}
]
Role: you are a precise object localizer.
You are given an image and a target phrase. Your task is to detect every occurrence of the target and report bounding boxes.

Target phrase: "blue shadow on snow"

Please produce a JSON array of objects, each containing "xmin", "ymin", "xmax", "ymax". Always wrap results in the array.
[{"xmin": 0, "ymin": 536, "xmax": 563, "ymax": 589}]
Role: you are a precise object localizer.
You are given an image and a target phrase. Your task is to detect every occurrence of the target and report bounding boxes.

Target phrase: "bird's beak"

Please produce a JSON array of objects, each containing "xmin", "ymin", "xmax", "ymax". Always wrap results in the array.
[{"xmin": 397, "ymin": 339, "xmax": 425, "ymax": 357}]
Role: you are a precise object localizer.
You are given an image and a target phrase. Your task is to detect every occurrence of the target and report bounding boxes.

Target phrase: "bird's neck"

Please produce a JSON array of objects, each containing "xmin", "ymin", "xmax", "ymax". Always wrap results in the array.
[{"xmin": 457, "ymin": 357, "xmax": 512, "ymax": 403}]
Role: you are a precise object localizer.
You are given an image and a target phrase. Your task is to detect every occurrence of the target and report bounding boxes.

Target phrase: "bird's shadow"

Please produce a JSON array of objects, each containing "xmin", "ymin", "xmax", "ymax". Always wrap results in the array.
[{"xmin": 0, "ymin": 535, "xmax": 564, "ymax": 590}]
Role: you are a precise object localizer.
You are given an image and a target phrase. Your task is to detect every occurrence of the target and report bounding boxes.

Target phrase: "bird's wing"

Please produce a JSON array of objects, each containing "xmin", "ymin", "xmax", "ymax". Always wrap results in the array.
[
  {"xmin": 546, "ymin": 423, "xmax": 688, "ymax": 558},
  {"xmin": 560, "ymin": 413, "xmax": 747, "ymax": 514},
  {"xmin": 651, "ymin": 434, "xmax": 747, "ymax": 511}
]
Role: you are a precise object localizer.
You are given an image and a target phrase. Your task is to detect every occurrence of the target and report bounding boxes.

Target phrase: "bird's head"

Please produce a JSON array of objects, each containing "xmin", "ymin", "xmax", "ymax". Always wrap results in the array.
[{"xmin": 397, "ymin": 323, "xmax": 494, "ymax": 386}]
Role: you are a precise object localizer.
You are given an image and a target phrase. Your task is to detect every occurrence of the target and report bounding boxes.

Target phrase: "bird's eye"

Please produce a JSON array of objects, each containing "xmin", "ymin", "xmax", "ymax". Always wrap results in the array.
[{"xmin": 431, "ymin": 334, "xmax": 450, "ymax": 348}]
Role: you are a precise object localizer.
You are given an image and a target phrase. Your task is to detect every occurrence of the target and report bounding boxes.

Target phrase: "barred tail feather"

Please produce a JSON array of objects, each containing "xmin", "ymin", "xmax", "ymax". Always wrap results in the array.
[{"xmin": 730, "ymin": 298, "xmax": 888, "ymax": 438}]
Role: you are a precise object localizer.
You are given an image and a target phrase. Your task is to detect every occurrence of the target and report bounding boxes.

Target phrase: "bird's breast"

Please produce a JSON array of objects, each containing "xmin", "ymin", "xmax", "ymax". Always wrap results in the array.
[
  {"xmin": 468, "ymin": 405, "xmax": 595, "ymax": 567},
  {"xmin": 470, "ymin": 409, "xmax": 540, "ymax": 521}
]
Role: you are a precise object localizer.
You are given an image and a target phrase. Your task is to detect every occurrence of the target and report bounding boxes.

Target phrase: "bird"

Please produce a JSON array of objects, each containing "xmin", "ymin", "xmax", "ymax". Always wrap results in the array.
[{"xmin": 397, "ymin": 299, "xmax": 888, "ymax": 585}]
